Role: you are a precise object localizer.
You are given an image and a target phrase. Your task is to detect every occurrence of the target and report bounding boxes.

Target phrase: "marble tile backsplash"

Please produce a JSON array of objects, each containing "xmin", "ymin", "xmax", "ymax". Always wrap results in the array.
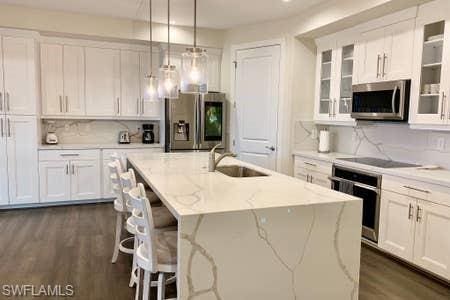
[
  {"xmin": 41, "ymin": 120, "xmax": 160, "ymax": 145},
  {"xmin": 293, "ymin": 121, "xmax": 450, "ymax": 169}
]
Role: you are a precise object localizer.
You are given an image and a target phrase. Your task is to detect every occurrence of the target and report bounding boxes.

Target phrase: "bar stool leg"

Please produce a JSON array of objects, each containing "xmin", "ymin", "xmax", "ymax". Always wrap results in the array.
[
  {"xmin": 157, "ymin": 273, "xmax": 166, "ymax": 300},
  {"xmin": 129, "ymin": 236, "xmax": 139, "ymax": 287},
  {"xmin": 135, "ymin": 267, "xmax": 141, "ymax": 300},
  {"xmin": 111, "ymin": 212, "xmax": 123, "ymax": 263},
  {"xmin": 142, "ymin": 270, "xmax": 151, "ymax": 300}
]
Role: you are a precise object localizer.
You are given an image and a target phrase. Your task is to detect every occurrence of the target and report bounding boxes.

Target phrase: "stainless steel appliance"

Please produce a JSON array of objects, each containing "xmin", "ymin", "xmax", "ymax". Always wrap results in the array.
[
  {"xmin": 352, "ymin": 80, "xmax": 411, "ymax": 121},
  {"xmin": 166, "ymin": 93, "xmax": 226, "ymax": 151},
  {"xmin": 118, "ymin": 131, "xmax": 130, "ymax": 144},
  {"xmin": 337, "ymin": 157, "xmax": 420, "ymax": 168},
  {"xmin": 330, "ymin": 164, "xmax": 382, "ymax": 242}
]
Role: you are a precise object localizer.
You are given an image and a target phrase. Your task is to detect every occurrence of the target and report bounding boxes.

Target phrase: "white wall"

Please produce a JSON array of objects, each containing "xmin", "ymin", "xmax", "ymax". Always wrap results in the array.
[{"xmin": 0, "ymin": 3, "xmax": 225, "ymax": 48}]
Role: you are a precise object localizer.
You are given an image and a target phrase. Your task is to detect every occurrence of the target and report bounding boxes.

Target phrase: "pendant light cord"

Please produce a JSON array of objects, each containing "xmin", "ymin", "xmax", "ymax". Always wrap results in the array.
[
  {"xmin": 167, "ymin": 0, "xmax": 171, "ymax": 66},
  {"xmin": 194, "ymin": 0, "xmax": 197, "ymax": 48},
  {"xmin": 149, "ymin": 0, "xmax": 153, "ymax": 75}
]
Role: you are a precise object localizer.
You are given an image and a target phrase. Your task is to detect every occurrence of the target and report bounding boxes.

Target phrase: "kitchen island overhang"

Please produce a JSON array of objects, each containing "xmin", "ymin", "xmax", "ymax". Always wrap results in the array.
[{"xmin": 128, "ymin": 152, "xmax": 362, "ymax": 300}]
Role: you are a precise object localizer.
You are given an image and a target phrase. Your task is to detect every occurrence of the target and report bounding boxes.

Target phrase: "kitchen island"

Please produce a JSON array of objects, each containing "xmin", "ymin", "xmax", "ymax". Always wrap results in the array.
[{"xmin": 127, "ymin": 152, "xmax": 362, "ymax": 300}]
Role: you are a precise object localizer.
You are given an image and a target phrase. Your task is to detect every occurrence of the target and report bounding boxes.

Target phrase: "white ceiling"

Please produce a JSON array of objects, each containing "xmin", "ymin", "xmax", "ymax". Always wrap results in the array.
[{"xmin": 0, "ymin": 0, "xmax": 327, "ymax": 29}]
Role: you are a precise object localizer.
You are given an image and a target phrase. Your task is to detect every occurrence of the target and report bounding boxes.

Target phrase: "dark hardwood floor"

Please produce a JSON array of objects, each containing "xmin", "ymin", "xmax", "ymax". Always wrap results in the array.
[{"xmin": 0, "ymin": 203, "xmax": 448, "ymax": 300}]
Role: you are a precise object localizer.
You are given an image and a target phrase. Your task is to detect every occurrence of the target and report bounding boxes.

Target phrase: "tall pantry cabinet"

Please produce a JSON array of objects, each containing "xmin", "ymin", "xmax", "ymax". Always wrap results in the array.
[{"xmin": 0, "ymin": 32, "xmax": 39, "ymax": 205}]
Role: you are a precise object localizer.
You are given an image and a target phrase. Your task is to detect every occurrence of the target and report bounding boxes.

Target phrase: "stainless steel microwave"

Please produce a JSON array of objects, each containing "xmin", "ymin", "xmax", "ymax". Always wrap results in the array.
[{"xmin": 351, "ymin": 80, "xmax": 411, "ymax": 121}]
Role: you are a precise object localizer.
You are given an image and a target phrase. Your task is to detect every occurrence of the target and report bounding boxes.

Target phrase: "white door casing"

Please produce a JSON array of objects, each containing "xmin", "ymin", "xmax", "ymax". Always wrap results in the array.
[
  {"xmin": 6, "ymin": 116, "xmax": 39, "ymax": 204},
  {"xmin": 0, "ymin": 116, "xmax": 8, "ymax": 205},
  {"xmin": 2, "ymin": 36, "xmax": 36, "ymax": 115},
  {"xmin": 234, "ymin": 45, "xmax": 281, "ymax": 170}
]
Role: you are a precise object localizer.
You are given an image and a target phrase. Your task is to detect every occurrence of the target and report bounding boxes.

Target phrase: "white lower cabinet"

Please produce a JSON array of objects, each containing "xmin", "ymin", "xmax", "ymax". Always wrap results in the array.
[
  {"xmin": 39, "ymin": 150, "xmax": 101, "ymax": 203},
  {"xmin": 379, "ymin": 177, "xmax": 450, "ymax": 280},
  {"xmin": 293, "ymin": 155, "xmax": 332, "ymax": 189},
  {"xmin": 0, "ymin": 116, "xmax": 39, "ymax": 205}
]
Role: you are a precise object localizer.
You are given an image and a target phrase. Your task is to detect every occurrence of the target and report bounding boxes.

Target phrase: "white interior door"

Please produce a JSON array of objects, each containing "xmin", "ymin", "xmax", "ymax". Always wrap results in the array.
[
  {"xmin": 2, "ymin": 36, "xmax": 36, "ymax": 115},
  {"xmin": 235, "ymin": 45, "xmax": 280, "ymax": 170},
  {"xmin": 41, "ymin": 43, "xmax": 64, "ymax": 115},
  {"xmin": 0, "ymin": 116, "xmax": 8, "ymax": 205},
  {"xmin": 64, "ymin": 45, "xmax": 85, "ymax": 115},
  {"xmin": 6, "ymin": 116, "xmax": 39, "ymax": 204}
]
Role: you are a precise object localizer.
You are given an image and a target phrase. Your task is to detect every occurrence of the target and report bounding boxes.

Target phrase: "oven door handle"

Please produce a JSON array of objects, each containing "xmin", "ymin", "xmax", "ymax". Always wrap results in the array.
[
  {"xmin": 329, "ymin": 176, "xmax": 381, "ymax": 194},
  {"xmin": 392, "ymin": 86, "xmax": 398, "ymax": 114}
]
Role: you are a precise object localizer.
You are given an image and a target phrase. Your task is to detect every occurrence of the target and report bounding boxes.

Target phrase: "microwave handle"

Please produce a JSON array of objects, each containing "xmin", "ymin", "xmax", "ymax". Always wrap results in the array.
[{"xmin": 392, "ymin": 86, "xmax": 398, "ymax": 114}]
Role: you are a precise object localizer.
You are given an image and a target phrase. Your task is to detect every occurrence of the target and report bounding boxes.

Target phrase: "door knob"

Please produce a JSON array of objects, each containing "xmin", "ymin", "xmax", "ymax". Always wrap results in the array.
[{"xmin": 265, "ymin": 146, "xmax": 275, "ymax": 151}]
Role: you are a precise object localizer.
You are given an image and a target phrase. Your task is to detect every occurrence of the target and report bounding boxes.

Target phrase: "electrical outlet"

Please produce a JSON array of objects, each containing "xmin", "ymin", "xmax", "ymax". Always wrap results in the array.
[{"xmin": 436, "ymin": 137, "xmax": 446, "ymax": 151}]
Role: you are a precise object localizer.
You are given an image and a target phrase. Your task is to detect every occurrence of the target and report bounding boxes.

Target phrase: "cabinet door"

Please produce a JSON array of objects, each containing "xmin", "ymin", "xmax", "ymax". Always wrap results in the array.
[
  {"xmin": 294, "ymin": 166, "xmax": 308, "ymax": 182},
  {"xmin": 379, "ymin": 190, "xmax": 416, "ymax": 261},
  {"xmin": 208, "ymin": 53, "xmax": 221, "ymax": 92},
  {"xmin": 140, "ymin": 51, "xmax": 162, "ymax": 118},
  {"xmin": 2, "ymin": 36, "xmax": 36, "ymax": 115},
  {"xmin": 414, "ymin": 200, "xmax": 450, "ymax": 280},
  {"xmin": 121, "ymin": 50, "xmax": 141, "ymax": 117},
  {"xmin": 64, "ymin": 45, "xmax": 85, "ymax": 116},
  {"xmin": 39, "ymin": 161, "xmax": 70, "ymax": 203},
  {"xmin": 334, "ymin": 45, "xmax": 355, "ymax": 122},
  {"xmin": 70, "ymin": 159, "xmax": 101, "ymax": 200},
  {"xmin": 6, "ymin": 116, "xmax": 39, "ymax": 204},
  {"xmin": 85, "ymin": 47, "xmax": 120, "ymax": 116},
  {"xmin": 0, "ymin": 117, "xmax": 8, "ymax": 205},
  {"xmin": 102, "ymin": 159, "xmax": 115, "ymax": 199},
  {"xmin": 355, "ymin": 27, "xmax": 385, "ymax": 84},
  {"xmin": 309, "ymin": 170, "xmax": 331, "ymax": 188},
  {"xmin": 384, "ymin": 19, "xmax": 415, "ymax": 81},
  {"xmin": 315, "ymin": 49, "xmax": 335, "ymax": 120},
  {"xmin": 41, "ymin": 43, "xmax": 64, "ymax": 115}
]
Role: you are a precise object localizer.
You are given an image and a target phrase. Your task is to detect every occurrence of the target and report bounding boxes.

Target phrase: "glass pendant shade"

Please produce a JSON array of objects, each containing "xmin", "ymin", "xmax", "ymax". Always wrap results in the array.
[
  {"xmin": 181, "ymin": 47, "xmax": 208, "ymax": 93},
  {"xmin": 144, "ymin": 75, "xmax": 159, "ymax": 101},
  {"xmin": 158, "ymin": 64, "xmax": 179, "ymax": 99}
]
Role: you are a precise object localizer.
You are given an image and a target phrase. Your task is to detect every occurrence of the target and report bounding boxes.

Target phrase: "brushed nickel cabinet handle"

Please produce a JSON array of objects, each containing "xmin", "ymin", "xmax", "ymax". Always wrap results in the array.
[
  {"xmin": 65, "ymin": 96, "xmax": 69, "ymax": 113},
  {"xmin": 59, "ymin": 95, "xmax": 63, "ymax": 113},
  {"xmin": 0, "ymin": 118, "xmax": 3, "ymax": 137},
  {"xmin": 141, "ymin": 98, "xmax": 145, "ymax": 115},
  {"xmin": 304, "ymin": 162, "xmax": 317, "ymax": 167},
  {"xmin": 72, "ymin": 164, "xmax": 75, "ymax": 175},
  {"xmin": 0, "ymin": 92, "xmax": 3, "ymax": 112},
  {"xmin": 408, "ymin": 203, "xmax": 414, "ymax": 220},
  {"xmin": 382, "ymin": 53, "xmax": 387, "ymax": 77},
  {"xmin": 66, "ymin": 164, "xmax": 69, "ymax": 175},
  {"xmin": 403, "ymin": 185, "xmax": 430, "ymax": 194},
  {"xmin": 7, "ymin": 118, "xmax": 11, "ymax": 137},
  {"xmin": 376, "ymin": 55, "xmax": 381, "ymax": 78},
  {"xmin": 137, "ymin": 98, "xmax": 140, "ymax": 114},
  {"xmin": 333, "ymin": 99, "xmax": 337, "ymax": 117},
  {"xmin": 441, "ymin": 92, "xmax": 446, "ymax": 120},
  {"xmin": 60, "ymin": 153, "xmax": 80, "ymax": 157},
  {"xmin": 416, "ymin": 206, "xmax": 422, "ymax": 223},
  {"xmin": 117, "ymin": 98, "xmax": 120, "ymax": 115}
]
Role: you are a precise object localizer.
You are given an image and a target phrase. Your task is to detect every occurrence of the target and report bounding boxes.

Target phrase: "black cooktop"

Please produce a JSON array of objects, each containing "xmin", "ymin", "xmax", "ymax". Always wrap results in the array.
[{"xmin": 336, "ymin": 157, "xmax": 420, "ymax": 169}]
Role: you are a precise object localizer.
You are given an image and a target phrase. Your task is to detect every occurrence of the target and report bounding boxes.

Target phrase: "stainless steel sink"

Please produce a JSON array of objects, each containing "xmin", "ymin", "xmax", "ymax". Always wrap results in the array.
[{"xmin": 216, "ymin": 165, "xmax": 268, "ymax": 178}]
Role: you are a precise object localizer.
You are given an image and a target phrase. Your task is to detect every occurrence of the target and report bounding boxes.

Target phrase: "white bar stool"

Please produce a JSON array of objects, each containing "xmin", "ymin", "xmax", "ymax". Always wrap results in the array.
[{"xmin": 128, "ymin": 183, "xmax": 177, "ymax": 300}]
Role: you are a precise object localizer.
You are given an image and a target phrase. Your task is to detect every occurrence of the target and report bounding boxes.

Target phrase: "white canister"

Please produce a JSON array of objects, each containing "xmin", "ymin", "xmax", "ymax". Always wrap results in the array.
[{"xmin": 318, "ymin": 130, "xmax": 331, "ymax": 153}]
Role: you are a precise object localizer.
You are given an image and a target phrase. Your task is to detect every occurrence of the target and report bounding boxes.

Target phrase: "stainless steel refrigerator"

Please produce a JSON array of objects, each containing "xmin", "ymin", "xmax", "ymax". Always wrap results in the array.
[{"xmin": 165, "ymin": 93, "xmax": 226, "ymax": 152}]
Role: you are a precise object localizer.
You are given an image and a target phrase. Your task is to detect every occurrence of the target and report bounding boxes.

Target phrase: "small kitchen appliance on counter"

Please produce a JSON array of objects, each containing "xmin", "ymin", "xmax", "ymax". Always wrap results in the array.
[
  {"xmin": 142, "ymin": 124, "xmax": 155, "ymax": 144},
  {"xmin": 45, "ymin": 121, "xmax": 58, "ymax": 145},
  {"xmin": 118, "ymin": 131, "xmax": 130, "ymax": 144}
]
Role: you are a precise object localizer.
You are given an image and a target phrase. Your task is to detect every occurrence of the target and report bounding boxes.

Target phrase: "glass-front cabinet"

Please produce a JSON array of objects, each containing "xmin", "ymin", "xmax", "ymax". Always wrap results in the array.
[
  {"xmin": 411, "ymin": 18, "xmax": 450, "ymax": 126},
  {"xmin": 314, "ymin": 40, "xmax": 355, "ymax": 125}
]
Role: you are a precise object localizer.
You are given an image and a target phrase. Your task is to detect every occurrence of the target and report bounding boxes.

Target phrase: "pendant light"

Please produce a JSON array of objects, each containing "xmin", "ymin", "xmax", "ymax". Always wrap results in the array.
[
  {"xmin": 158, "ymin": 0, "xmax": 179, "ymax": 99},
  {"xmin": 144, "ymin": 0, "xmax": 158, "ymax": 101},
  {"xmin": 181, "ymin": 0, "xmax": 208, "ymax": 94}
]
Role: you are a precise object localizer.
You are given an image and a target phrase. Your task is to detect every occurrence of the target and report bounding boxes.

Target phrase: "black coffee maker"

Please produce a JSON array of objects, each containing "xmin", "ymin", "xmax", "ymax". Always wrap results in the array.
[{"xmin": 142, "ymin": 124, "xmax": 155, "ymax": 144}]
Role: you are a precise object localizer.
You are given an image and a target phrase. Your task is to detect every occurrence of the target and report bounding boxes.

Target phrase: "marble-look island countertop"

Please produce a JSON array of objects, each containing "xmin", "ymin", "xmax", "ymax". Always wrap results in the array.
[
  {"xmin": 39, "ymin": 143, "xmax": 163, "ymax": 150},
  {"xmin": 128, "ymin": 152, "xmax": 363, "ymax": 300},
  {"xmin": 128, "ymin": 152, "xmax": 360, "ymax": 218}
]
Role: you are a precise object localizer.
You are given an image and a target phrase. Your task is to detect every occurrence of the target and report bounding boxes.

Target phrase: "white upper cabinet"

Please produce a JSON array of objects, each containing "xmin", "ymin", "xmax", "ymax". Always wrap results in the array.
[
  {"xmin": 314, "ymin": 36, "xmax": 355, "ymax": 125},
  {"xmin": 410, "ymin": 17, "xmax": 450, "ymax": 126},
  {"xmin": 207, "ymin": 51, "xmax": 222, "ymax": 92},
  {"xmin": 41, "ymin": 44, "xmax": 85, "ymax": 116},
  {"xmin": 120, "ymin": 50, "xmax": 141, "ymax": 117},
  {"xmin": 1, "ymin": 36, "xmax": 37, "ymax": 115},
  {"xmin": 355, "ymin": 19, "xmax": 415, "ymax": 84},
  {"xmin": 85, "ymin": 47, "xmax": 120, "ymax": 116}
]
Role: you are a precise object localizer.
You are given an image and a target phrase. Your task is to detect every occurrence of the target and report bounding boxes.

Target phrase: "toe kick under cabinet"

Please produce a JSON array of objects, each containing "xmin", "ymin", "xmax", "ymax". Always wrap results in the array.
[{"xmin": 39, "ymin": 150, "xmax": 101, "ymax": 203}]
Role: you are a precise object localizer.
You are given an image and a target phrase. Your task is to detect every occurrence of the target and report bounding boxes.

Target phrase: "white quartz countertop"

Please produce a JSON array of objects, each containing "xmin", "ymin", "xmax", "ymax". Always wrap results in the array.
[
  {"xmin": 293, "ymin": 150, "xmax": 450, "ymax": 188},
  {"xmin": 39, "ymin": 143, "xmax": 163, "ymax": 150},
  {"xmin": 128, "ymin": 152, "xmax": 360, "ymax": 218}
]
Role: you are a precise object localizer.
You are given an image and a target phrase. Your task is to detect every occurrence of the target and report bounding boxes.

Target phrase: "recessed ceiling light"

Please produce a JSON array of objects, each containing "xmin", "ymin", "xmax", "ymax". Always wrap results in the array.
[{"xmin": 282, "ymin": 0, "xmax": 292, "ymax": 2}]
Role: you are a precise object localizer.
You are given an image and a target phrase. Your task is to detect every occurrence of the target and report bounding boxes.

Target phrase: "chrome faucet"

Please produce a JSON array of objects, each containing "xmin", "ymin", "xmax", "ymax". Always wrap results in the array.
[{"xmin": 209, "ymin": 144, "xmax": 237, "ymax": 172}]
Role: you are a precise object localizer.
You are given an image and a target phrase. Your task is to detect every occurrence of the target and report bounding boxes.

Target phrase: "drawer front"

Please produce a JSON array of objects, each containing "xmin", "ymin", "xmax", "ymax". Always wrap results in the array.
[
  {"xmin": 294, "ymin": 166, "xmax": 308, "ymax": 182},
  {"xmin": 294, "ymin": 156, "xmax": 332, "ymax": 175},
  {"xmin": 383, "ymin": 175, "xmax": 450, "ymax": 207},
  {"xmin": 39, "ymin": 149, "xmax": 100, "ymax": 162},
  {"xmin": 310, "ymin": 170, "xmax": 332, "ymax": 189}
]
